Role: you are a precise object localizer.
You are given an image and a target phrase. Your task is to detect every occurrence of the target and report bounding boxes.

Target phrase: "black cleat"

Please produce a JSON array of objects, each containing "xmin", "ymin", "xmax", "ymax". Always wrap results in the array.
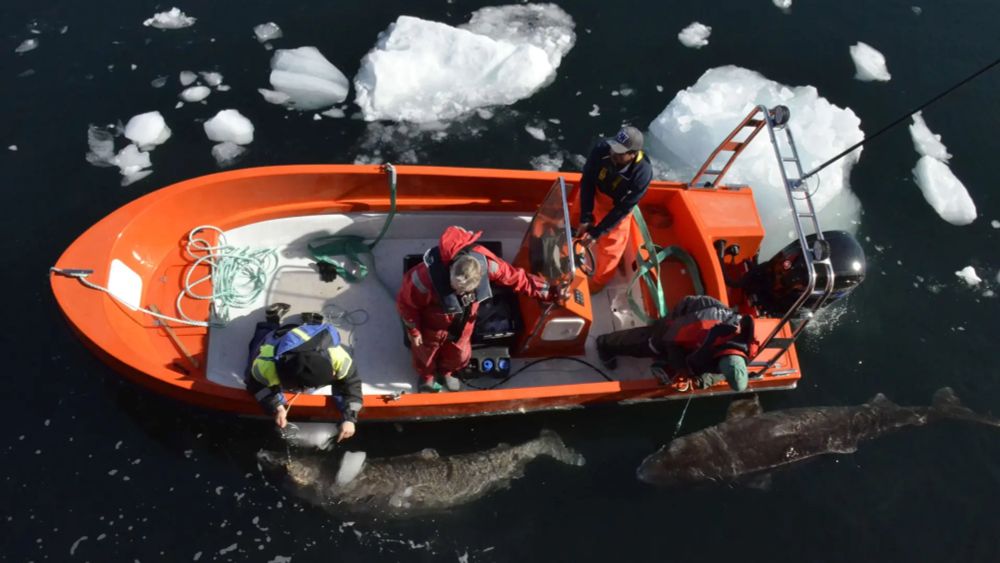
[
  {"xmin": 300, "ymin": 312, "xmax": 324, "ymax": 325},
  {"xmin": 265, "ymin": 302, "xmax": 291, "ymax": 325},
  {"xmin": 596, "ymin": 335, "xmax": 618, "ymax": 370}
]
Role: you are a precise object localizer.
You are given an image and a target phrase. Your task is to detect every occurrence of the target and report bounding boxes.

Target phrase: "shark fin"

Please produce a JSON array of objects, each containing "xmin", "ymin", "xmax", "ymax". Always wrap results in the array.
[
  {"xmin": 867, "ymin": 393, "xmax": 897, "ymax": 407},
  {"xmin": 726, "ymin": 395, "xmax": 763, "ymax": 421}
]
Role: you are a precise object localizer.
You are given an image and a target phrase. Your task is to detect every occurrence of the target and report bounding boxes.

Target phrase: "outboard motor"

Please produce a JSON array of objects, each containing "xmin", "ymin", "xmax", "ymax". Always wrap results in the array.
[{"xmin": 744, "ymin": 230, "xmax": 866, "ymax": 317}]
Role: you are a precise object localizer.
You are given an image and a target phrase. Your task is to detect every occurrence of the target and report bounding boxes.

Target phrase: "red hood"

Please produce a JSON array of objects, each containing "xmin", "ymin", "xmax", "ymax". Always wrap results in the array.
[{"xmin": 439, "ymin": 226, "xmax": 483, "ymax": 263}]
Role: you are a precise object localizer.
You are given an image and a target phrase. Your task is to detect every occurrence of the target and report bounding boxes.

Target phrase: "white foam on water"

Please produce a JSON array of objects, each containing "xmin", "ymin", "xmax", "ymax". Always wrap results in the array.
[
  {"xmin": 204, "ymin": 109, "xmax": 254, "ymax": 145},
  {"xmin": 254, "ymin": 22, "xmax": 283, "ymax": 43},
  {"xmin": 530, "ymin": 153, "xmax": 564, "ymax": 171},
  {"xmin": 180, "ymin": 85, "xmax": 211, "ymax": 102},
  {"xmin": 678, "ymin": 22, "xmax": 711, "ymax": 49},
  {"xmin": 266, "ymin": 47, "xmax": 349, "ymax": 111},
  {"xmin": 282, "ymin": 422, "xmax": 339, "ymax": 449},
  {"xmin": 124, "ymin": 111, "xmax": 171, "ymax": 150},
  {"xmin": 909, "ymin": 111, "xmax": 951, "ymax": 161},
  {"xmin": 211, "ymin": 142, "xmax": 246, "ymax": 168},
  {"xmin": 336, "ymin": 451, "xmax": 367, "ymax": 486},
  {"xmin": 647, "ymin": 65, "xmax": 864, "ymax": 257},
  {"xmin": 912, "ymin": 155, "xmax": 977, "ymax": 225},
  {"xmin": 15, "ymin": 39, "xmax": 39, "ymax": 54},
  {"xmin": 955, "ymin": 266, "xmax": 982, "ymax": 286},
  {"xmin": 355, "ymin": 7, "xmax": 574, "ymax": 123},
  {"xmin": 179, "ymin": 70, "xmax": 197, "ymax": 86},
  {"xmin": 143, "ymin": 7, "xmax": 196, "ymax": 30},
  {"xmin": 849, "ymin": 41, "xmax": 891, "ymax": 82},
  {"xmin": 200, "ymin": 71, "xmax": 223, "ymax": 87},
  {"xmin": 525, "ymin": 125, "xmax": 546, "ymax": 141}
]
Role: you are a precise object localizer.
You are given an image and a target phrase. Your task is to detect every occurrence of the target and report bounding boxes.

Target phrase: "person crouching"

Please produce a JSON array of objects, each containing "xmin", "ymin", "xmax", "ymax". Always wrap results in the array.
[{"xmin": 397, "ymin": 226, "xmax": 560, "ymax": 392}]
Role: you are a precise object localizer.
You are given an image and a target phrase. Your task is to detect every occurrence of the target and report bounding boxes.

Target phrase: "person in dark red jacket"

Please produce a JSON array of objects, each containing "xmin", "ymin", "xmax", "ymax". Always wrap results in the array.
[
  {"xmin": 398, "ymin": 226, "xmax": 558, "ymax": 392},
  {"xmin": 595, "ymin": 295, "xmax": 757, "ymax": 391}
]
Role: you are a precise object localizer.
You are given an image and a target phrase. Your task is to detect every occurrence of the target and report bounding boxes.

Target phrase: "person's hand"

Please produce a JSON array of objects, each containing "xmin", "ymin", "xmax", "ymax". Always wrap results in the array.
[
  {"xmin": 274, "ymin": 405, "xmax": 288, "ymax": 429},
  {"xmin": 337, "ymin": 421, "xmax": 356, "ymax": 442},
  {"xmin": 577, "ymin": 231, "xmax": 594, "ymax": 247},
  {"xmin": 408, "ymin": 331, "xmax": 423, "ymax": 348},
  {"xmin": 574, "ymin": 223, "xmax": 592, "ymax": 239}
]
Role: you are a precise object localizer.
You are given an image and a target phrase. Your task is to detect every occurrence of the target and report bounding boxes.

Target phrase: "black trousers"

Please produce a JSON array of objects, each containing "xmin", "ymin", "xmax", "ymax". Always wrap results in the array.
[{"xmin": 599, "ymin": 324, "xmax": 662, "ymax": 358}]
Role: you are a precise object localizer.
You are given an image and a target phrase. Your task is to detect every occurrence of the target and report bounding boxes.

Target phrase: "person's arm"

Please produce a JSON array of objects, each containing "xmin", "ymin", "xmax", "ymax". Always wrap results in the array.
[
  {"xmin": 481, "ymin": 250, "xmax": 554, "ymax": 301},
  {"xmin": 397, "ymin": 265, "xmax": 432, "ymax": 346},
  {"xmin": 578, "ymin": 144, "xmax": 604, "ymax": 227},
  {"xmin": 246, "ymin": 363, "xmax": 288, "ymax": 426},
  {"xmin": 588, "ymin": 163, "xmax": 653, "ymax": 238},
  {"xmin": 332, "ymin": 368, "xmax": 363, "ymax": 441}
]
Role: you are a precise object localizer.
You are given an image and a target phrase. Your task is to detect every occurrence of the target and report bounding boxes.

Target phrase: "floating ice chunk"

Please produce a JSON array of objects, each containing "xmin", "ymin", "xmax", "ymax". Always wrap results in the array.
[
  {"xmin": 321, "ymin": 108, "xmax": 345, "ymax": 118},
  {"xmin": 459, "ymin": 4, "xmax": 576, "ymax": 68},
  {"xmin": 216, "ymin": 84, "xmax": 231, "ymax": 92},
  {"xmin": 530, "ymin": 153, "xmax": 564, "ymax": 171},
  {"xmin": 15, "ymin": 39, "xmax": 39, "ymax": 54},
  {"xmin": 525, "ymin": 125, "xmax": 546, "ymax": 141},
  {"xmin": 7, "ymin": 145, "xmax": 16, "ymax": 151},
  {"xmin": 179, "ymin": 70, "xmax": 197, "ymax": 86},
  {"xmin": 849, "ymin": 42, "xmax": 891, "ymax": 82},
  {"xmin": 211, "ymin": 142, "xmax": 246, "ymax": 168},
  {"xmin": 151, "ymin": 75, "xmax": 168, "ymax": 88},
  {"xmin": 124, "ymin": 111, "xmax": 171, "ymax": 150},
  {"xmin": 143, "ymin": 7, "xmax": 196, "ymax": 30},
  {"xmin": 912, "ymin": 155, "xmax": 976, "ymax": 225},
  {"xmin": 909, "ymin": 112, "xmax": 951, "ymax": 161},
  {"xmin": 258, "ymin": 88, "xmax": 291, "ymax": 105},
  {"xmin": 254, "ymin": 22, "xmax": 283, "ymax": 43},
  {"xmin": 121, "ymin": 169, "xmax": 153, "ymax": 187},
  {"xmin": 955, "ymin": 266, "xmax": 982, "ymax": 286},
  {"xmin": 204, "ymin": 109, "xmax": 254, "ymax": 145},
  {"xmin": 992, "ymin": 219, "xmax": 999, "ymax": 229},
  {"xmin": 114, "ymin": 144, "xmax": 151, "ymax": 173},
  {"xmin": 773, "ymin": 0, "xmax": 792, "ymax": 10},
  {"xmin": 678, "ymin": 22, "xmax": 711, "ymax": 49},
  {"xmin": 175, "ymin": 101, "xmax": 184, "ymax": 109},
  {"xmin": 200, "ymin": 71, "xmax": 223, "ymax": 87},
  {"xmin": 336, "ymin": 451, "xmax": 367, "ymax": 485},
  {"xmin": 283, "ymin": 423, "xmax": 340, "ymax": 450},
  {"xmin": 648, "ymin": 65, "xmax": 865, "ymax": 257},
  {"xmin": 355, "ymin": 15, "xmax": 566, "ymax": 122},
  {"xmin": 266, "ymin": 47, "xmax": 349, "ymax": 110},
  {"xmin": 180, "ymin": 86, "xmax": 211, "ymax": 102},
  {"xmin": 912, "ymin": 6, "xmax": 922, "ymax": 15},
  {"xmin": 86, "ymin": 126, "xmax": 116, "ymax": 166}
]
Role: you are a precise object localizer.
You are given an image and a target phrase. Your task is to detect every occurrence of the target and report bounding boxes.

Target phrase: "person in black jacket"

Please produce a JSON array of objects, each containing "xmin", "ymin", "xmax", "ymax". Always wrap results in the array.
[{"xmin": 576, "ymin": 125, "xmax": 654, "ymax": 289}]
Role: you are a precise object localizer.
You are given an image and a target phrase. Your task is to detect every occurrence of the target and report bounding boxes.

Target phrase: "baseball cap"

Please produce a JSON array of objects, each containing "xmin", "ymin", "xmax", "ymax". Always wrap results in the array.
[{"xmin": 607, "ymin": 126, "xmax": 644, "ymax": 153}]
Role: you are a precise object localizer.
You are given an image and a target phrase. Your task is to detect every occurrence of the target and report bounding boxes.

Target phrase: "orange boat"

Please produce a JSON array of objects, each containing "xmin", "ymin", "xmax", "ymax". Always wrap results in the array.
[{"xmin": 49, "ymin": 106, "xmax": 865, "ymax": 422}]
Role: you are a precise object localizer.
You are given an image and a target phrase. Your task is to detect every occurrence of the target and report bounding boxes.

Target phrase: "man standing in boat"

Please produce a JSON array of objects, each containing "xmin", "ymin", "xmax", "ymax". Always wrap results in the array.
[
  {"xmin": 398, "ymin": 226, "xmax": 560, "ymax": 392},
  {"xmin": 596, "ymin": 295, "xmax": 757, "ymax": 391},
  {"xmin": 245, "ymin": 305, "xmax": 363, "ymax": 440},
  {"xmin": 576, "ymin": 125, "xmax": 654, "ymax": 290}
]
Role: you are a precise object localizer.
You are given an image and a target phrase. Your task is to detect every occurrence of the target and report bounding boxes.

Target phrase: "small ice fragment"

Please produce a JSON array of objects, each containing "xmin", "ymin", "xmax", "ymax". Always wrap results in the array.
[
  {"xmin": 321, "ymin": 108, "xmax": 345, "ymax": 118},
  {"xmin": 179, "ymin": 70, "xmax": 197, "ymax": 86},
  {"xmin": 70, "ymin": 536, "xmax": 88, "ymax": 556},
  {"xmin": 151, "ymin": 76, "xmax": 168, "ymax": 88},
  {"xmin": 219, "ymin": 543, "xmax": 237, "ymax": 555},
  {"xmin": 909, "ymin": 112, "xmax": 951, "ymax": 162},
  {"xmin": 200, "ymin": 71, "xmax": 223, "ymax": 87},
  {"xmin": 678, "ymin": 22, "xmax": 711, "ymax": 49},
  {"xmin": 258, "ymin": 88, "xmax": 291, "ymax": 105},
  {"xmin": 212, "ymin": 142, "xmax": 246, "ymax": 167},
  {"xmin": 204, "ymin": 109, "xmax": 254, "ymax": 145},
  {"xmin": 86, "ymin": 126, "xmax": 116, "ymax": 166},
  {"xmin": 60, "ymin": 25, "xmax": 69, "ymax": 34},
  {"xmin": 143, "ymin": 8, "xmax": 196, "ymax": 30},
  {"xmin": 955, "ymin": 266, "xmax": 982, "ymax": 286},
  {"xmin": 268, "ymin": 46, "xmax": 349, "ymax": 110},
  {"xmin": 911, "ymin": 6, "xmax": 922, "ymax": 15},
  {"xmin": 180, "ymin": 86, "xmax": 211, "ymax": 102},
  {"xmin": 656, "ymin": 84, "xmax": 663, "ymax": 92},
  {"xmin": 131, "ymin": 64, "xmax": 137, "ymax": 70},
  {"xmin": 8, "ymin": 145, "xmax": 17, "ymax": 151},
  {"xmin": 254, "ymin": 22, "xmax": 283, "ymax": 43},
  {"xmin": 124, "ymin": 111, "xmax": 172, "ymax": 150},
  {"xmin": 849, "ymin": 42, "xmax": 891, "ymax": 82},
  {"xmin": 773, "ymin": 0, "xmax": 792, "ymax": 10},
  {"xmin": 530, "ymin": 154, "xmax": 564, "ymax": 171},
  {"xmin": 991, "ymin": 220, "xmax": 999, "ymax": 229},
  {"xmin": 912, "ymin": 156, "xmax": 976, "ymax": 225},
  {"xmin": 175, "ymin": 101, "xmax": 184, "ymax": 109},
  {"xmin": 476, "ymin": 108, "xmax": 494, "ymax": 120},
  {"xmin": 588, "ymin": 104, "xmax": 600, "ymax": 117},
  {"xmin": 524, "ymin": 125, "xmax": 546, "ymax": 141},
  {"xmin": 15, "ymin": 39, "xmax": 39, "ymax": 54},
  {"xmin": 115, "ymin": 144, "xmax": 152, "ymax": 177},
  {"xmin": 313, "ymin": 114, "xmax": 322, "ymax": 120},
  {"xmin": 216, "ymin": 84, "xmax": 231, "ymax": 92},
  {"xmin": 335, "ymin": 451, "xmax": 366, "ymax": 485}
]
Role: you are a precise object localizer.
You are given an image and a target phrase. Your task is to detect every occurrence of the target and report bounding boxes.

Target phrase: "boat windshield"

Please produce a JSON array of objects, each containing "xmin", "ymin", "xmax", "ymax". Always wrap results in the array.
[{"xmin": 519, "ymin": 177, "xmax": 575, "ymax": 287}]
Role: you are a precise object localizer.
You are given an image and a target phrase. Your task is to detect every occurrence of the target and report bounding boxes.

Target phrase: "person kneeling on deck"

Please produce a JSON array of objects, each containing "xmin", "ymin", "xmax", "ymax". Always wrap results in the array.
[
  {"xmin": 575, "ymin": 125, "xmax": 654, "ymax": 290},
  {"xmin": 595, "ymin": 295, "xmax": 757, "ymax": 391},
  {"xmin": 245, "ymin": 304, "xmax": 363, "ymax": 440},
  {"xmin": 398, "ymin": 226, "xmax": 560, "ymax": 393}
]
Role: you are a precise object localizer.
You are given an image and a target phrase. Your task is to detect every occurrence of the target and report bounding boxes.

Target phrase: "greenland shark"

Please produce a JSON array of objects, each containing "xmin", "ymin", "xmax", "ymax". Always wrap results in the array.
[
  {"xmin": 258, "ymin": 429, "xmax": 584, "ymax": 515},
  {"xmin": 638, "ymin": 387, "xmax": 1000, "ymax": 487}
]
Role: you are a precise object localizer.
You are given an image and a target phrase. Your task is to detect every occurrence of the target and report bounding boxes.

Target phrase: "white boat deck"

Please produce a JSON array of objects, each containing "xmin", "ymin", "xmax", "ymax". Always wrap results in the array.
[{"xmin": 205, "ymin": 212, "xmax": 653, "ymax": 396}]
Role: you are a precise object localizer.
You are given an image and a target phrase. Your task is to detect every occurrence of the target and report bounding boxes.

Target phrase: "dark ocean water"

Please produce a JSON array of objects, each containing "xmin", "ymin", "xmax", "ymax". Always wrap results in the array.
[{"xmin": 4, "ymin": 0, "xmax": 1000, "ymax": 561}]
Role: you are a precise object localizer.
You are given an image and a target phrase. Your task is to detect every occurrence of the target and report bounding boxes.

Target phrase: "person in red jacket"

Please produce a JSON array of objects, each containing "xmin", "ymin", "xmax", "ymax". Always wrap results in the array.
[{"xmin": 398, "ymin": 226, "xmax": 558, "ymax": 392}]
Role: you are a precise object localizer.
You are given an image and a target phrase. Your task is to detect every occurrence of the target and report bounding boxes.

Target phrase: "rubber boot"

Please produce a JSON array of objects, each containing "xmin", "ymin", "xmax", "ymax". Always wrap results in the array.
[
  {"xmin": 265, "ymin": 302, "xmax": 291, "ymax": 325},
  {"xmin": 300, "ymin": 312, "xmax": 324, "ymax": 325}
]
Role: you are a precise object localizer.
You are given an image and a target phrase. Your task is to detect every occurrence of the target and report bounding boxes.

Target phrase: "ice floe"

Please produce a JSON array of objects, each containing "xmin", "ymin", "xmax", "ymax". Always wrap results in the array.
[
  {"xmin": 355, "ymin": 5, "xmax": 575, "ymax": 122},
  {"xmin": 647, "ymin": 65, "xmax": 864, "ymax": 257},
  {"xmin": 8, "ymin": 145, "xmax": 16, "ymax": 151},
  {"xmin": 955, "ymin": 266, "xmax": 982, "ymax": 286},
  {"xmin": 179, "ymin": 70, "xmax": 197, "ymax": 86},
  {"xmin": 773, "ymin": 0, "xmax": 792, "ymax": 11},
  {"xmin": 912, "ymin": 156, "xmax": 976, "ymax": 225},
  {"xmin": 678, "ymin": 22, "xmax": 711, "ymax": 49},
  {"xmin": 180, "ymin": 86, "xmax": 211, "ymax": 102},
  {"xmin": 211, "ymin": 142, "xmax": 246, "ymax": 168},
  {"xmin": 525, "ymin": 125, "xmax": 546, "ymax": 141},
  {"xmin": 849, "ymin": 42, "xmax": 891, "ymax": 82},
  {"xmin": 143, "ymin": 7, "xmax": 196, "ymax": 30},
  {"xmin": 86, "ymin": 125, "xmax": 156, "ymax": 186},
  {"xmin": 992, "ymin": 220, "xmax": 1000, "ymax": 229},
  {"xmin": 124, "ymin": 111, "xmax": 171, "ymax": 150},
  {"xmin": 15, "ymin": 39, "xmax": 38, "ymax": 54},
  {"xmin": 261, "ymin": 47, "xmax": 349, "ymax": 111},
  {"xmin": 909, "ymin": 111, "xmax": 951, "ymax": 162},
  {"xmin": 200, "ymin": 71, "xmax": 223, "ymax": 87},
  {"xmin": 254, "ymin": 22, "xmax": 283, "ymax": 43},
  {"xmin": 204, "ymin": 109, "xmax": 254, "ymax": 145}
]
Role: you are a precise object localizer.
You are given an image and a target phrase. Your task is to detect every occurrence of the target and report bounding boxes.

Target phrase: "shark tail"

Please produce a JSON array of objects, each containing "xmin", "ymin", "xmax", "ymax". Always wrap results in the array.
[
  {"xmin": 537, "ymin": 429, "xmax": 586, "ymax": 466},
  {"xmin": 931, "ymin": 387, "xmax": 1000, "ymax": 427}
]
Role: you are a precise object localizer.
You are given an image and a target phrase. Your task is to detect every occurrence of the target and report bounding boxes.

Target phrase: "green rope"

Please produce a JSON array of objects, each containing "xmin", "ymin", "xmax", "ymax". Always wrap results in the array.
[{"xmin": 628, "ymin": 209, "xmax": 705, "ymax": 324}]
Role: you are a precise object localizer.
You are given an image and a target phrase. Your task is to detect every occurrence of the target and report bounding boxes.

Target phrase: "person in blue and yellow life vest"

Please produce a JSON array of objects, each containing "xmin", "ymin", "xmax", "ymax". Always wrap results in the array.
[
  {"xmin": 244, "ymin": 304, "xmax": 363, "ymax": 441},
  {"xmin": 575, "ymin": 125, "xmax": 654, "ymax": 290}
]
